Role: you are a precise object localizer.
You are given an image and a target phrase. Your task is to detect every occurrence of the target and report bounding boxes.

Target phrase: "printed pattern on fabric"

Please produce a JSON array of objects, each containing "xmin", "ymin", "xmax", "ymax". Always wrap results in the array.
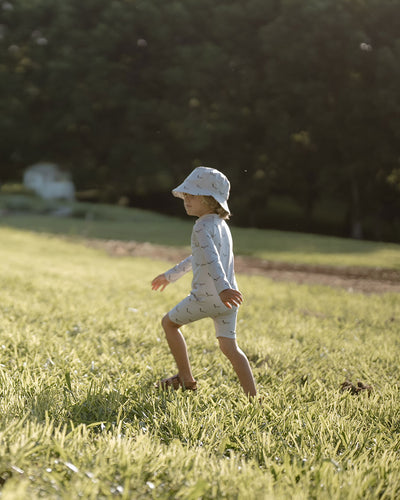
[
  {"xmin": 168, "ymin": 293, "xmax": 238, "ymax": 339},
  {"xmin": 173, "ymin": 167, "xmax": 230, "ymax": 207},
  {"xmin": 164, "ymin": 256, "xmax": 192, "ymax": 283},
  {"xmin": 165, "ymin": 214, "xmax": 237, "ymax": 296},
  {"xmin": 164, "ymin": 213, "xmax": 239, "ymax": 338}
]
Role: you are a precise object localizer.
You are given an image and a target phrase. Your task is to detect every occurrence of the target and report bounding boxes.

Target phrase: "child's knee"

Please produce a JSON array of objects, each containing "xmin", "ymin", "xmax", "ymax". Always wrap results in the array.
[
  {"xmin": 161, "ymin": 314, "xmax": 181, "ymax": 332},
  {"xmin": 161, "ymin": 314, "xmax": 170, "ymax": 330}
]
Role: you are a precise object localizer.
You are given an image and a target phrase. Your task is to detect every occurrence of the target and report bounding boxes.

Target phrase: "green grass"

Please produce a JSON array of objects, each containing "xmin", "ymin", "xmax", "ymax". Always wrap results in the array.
[
  {"xmin": 1, "ymin": 196, "xmax": 400, "ymax": 269},
  {"xmin": 233, "ymin": 227, "xmax": 400, "ymax": 269},
  {"xmin": 0, "ymin": 226, "xmax": 399, "ymax": 499}
]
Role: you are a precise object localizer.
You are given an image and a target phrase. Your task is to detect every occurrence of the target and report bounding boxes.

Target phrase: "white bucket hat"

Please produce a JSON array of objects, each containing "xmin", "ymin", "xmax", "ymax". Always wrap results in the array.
[{"xmin": 172, "ymin": 166, "xmax": 231, "ymax": 213}]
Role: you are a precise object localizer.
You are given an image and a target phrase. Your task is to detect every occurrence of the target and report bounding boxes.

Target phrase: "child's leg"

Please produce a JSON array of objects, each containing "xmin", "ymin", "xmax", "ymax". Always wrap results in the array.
[
  {"xmin": 161, "ymin": 314, "xmax": 196, "ymax": 386},
  {"xmin": 218, "ymin": 337, "xmax": 257, "ymax": 397}
]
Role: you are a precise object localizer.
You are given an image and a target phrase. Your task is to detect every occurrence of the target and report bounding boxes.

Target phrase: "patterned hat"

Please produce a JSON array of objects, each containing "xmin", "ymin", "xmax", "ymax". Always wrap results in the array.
[{"xmin": 172, "ymin": 166, "xmax": 230, "ymax": 213}]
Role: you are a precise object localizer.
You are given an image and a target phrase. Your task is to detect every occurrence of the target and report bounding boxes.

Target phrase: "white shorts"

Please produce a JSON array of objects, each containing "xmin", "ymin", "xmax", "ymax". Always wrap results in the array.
[{"xmin": 168, "ymin": 293, "xmax": 238, "ymax": 339}]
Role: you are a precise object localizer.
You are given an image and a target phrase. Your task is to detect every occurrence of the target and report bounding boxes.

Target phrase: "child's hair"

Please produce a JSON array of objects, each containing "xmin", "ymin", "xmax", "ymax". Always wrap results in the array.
[{"xmin": 202, "ymin": 195, "xmax": 230, "ymax": 219}]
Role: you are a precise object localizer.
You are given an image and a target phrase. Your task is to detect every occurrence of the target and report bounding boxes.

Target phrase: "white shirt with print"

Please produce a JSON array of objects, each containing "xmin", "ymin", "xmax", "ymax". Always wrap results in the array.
[{"xmin": 164, "ymin": 214, "xmax": 238, "ymax": 297}]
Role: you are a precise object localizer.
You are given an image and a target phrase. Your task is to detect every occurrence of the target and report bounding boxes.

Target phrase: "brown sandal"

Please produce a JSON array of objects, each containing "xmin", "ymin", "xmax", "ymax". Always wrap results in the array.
[{"xmin": 155, "ymin": 374, "xmax": 197, "ymax": 391}]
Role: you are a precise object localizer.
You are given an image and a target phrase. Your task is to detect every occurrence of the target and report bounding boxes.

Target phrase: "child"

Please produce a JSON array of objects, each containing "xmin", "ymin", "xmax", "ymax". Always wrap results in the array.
[{"xmin": 151, "ymin": 166, "xmax": 257, "ymax": 397}]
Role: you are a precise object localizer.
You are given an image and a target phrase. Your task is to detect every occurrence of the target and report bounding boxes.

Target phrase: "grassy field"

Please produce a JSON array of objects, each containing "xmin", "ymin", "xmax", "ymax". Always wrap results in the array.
[
  {"xmin": 1, "ymin": 197, "xmax": 400, "ymax": 269},
  {"xmin": 0, "ymin": 225, "xmax": 399, "ymax": 499}
]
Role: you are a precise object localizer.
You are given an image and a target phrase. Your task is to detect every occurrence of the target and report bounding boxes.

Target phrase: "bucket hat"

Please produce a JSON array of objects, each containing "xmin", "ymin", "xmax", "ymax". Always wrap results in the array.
[{"xmin": 172, "ymin": 166, "xmax": 231, "ymax": 213}]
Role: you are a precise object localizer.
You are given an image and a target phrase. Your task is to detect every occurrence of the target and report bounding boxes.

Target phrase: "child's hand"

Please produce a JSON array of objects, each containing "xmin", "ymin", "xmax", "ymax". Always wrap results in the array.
[
  {"xmin": 151, "ymin": 274, "xmax": 170, "ymax": 292},
  {"xmin": 219, "ymin": 289, "xmax": 243, "ymax": 309}
]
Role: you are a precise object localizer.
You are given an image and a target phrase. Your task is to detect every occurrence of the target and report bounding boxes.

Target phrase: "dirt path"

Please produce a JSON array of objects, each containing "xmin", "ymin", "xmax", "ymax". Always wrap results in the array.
[{"xmin": 85, "ymin": 239, "xmax": 400, "ymax": 295}]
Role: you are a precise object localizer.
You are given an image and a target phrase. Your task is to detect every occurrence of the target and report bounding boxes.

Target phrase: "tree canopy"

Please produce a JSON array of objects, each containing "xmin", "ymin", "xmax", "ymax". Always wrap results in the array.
[{"xmin": 1, "ymin": 0, "xmax": 399, "ymax": 241}]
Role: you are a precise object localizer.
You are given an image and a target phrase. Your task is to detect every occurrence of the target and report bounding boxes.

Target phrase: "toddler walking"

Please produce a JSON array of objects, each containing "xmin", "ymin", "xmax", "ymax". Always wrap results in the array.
[{"xmin": 151, "ymin": 167, "xmax": 257, "ymax": 397}]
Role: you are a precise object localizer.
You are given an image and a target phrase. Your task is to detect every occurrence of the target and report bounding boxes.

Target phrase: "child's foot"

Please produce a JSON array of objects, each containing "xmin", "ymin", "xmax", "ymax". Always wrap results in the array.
[{"xmin": 155, "ymin": 374, "xmax": 197, "ymax": 391}]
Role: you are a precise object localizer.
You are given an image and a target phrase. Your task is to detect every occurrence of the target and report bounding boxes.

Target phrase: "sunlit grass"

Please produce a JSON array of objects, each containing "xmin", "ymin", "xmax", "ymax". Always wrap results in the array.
[
  {"xmin": 233, "ymin": 227, "xmax": 400, "ymax": 269},
  {"xmin": 0, "ymin": 227, "xmax": 400, "ymax": 498},
  {"xmin": 1, "ymin": 197, "xmax": 400, "ymax": 269}
]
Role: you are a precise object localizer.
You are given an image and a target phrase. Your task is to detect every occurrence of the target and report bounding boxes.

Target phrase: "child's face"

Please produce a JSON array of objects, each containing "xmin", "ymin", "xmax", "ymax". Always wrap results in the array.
[{"xmin": 182, "ymin": 193, "xmax": 213, "ymax": 218}]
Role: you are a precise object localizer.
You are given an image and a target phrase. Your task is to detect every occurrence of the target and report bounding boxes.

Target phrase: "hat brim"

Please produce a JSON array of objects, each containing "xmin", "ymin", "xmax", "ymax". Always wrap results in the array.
[{"xmin": 172, "ymin": 184, "xmax": 230, "ymax": 214}]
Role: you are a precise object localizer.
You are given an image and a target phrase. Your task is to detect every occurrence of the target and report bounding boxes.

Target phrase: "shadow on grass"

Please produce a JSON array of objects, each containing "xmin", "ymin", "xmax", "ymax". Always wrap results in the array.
[
  {"xmin": 67, "ymin": 390, "xmax": 129, "ymax": 427},
  {"xmin": 65, "ymin": 383, "xmax": 163, "ymax": 431}
]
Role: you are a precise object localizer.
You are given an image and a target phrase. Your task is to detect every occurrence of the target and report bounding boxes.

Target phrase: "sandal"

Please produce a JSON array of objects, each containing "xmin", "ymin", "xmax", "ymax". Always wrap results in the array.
[{"xmin": 155, "ymin": 374, "xmax": 197, "ymax": 391}]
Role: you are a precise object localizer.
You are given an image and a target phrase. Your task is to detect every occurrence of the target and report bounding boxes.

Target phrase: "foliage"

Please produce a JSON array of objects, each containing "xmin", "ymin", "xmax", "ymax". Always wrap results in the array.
[
  {"xmin": 0, "ymin": 227, "xmax": 400, "ymax": 498},
  {"xmin": 0, "ymin": 0, "xmax": 400, "ymax": 240}
]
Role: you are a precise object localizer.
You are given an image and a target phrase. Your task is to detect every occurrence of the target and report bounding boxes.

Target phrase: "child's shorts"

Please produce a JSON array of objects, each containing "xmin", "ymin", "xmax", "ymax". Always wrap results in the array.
[{"xmin": 168, "ymin": 293, "xmax": 237, "ymax": 339}]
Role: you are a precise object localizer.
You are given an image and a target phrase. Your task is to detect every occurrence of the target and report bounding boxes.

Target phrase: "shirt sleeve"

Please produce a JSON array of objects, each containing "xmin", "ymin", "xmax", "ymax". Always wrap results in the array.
[
  {"xmin": 195, "ymin": 222, "xmax": 231, "ymax": 294},
  {"xmin": 164, "ymin": 256, "xmax": 193, "ymax": 283}
]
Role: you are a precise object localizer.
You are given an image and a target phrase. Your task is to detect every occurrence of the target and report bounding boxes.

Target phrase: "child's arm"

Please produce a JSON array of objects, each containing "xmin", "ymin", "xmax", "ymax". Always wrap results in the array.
[
  {"xmin": 151, "ymin": 256, "xmax": 192, "ymax": 292},
  {"xmin": 195, "ymin": 222, "xmax": 243, "ymax": 308},
  {"xmin": 195, "ymin": 224, "xmax": 232, "ymax": 294}
]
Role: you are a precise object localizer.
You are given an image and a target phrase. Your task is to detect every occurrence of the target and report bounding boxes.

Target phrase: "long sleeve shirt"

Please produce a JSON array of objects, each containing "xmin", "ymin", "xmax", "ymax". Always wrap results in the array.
[{"xmin": 164, "ymin": 214, "xmax": 238, "ymax": 298}]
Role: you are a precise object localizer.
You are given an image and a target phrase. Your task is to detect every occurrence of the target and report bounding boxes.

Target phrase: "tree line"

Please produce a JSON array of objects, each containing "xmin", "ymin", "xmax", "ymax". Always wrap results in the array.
[{"xmin": 1, "ymin": 0, "xmax": 400, "ymax": 241}]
